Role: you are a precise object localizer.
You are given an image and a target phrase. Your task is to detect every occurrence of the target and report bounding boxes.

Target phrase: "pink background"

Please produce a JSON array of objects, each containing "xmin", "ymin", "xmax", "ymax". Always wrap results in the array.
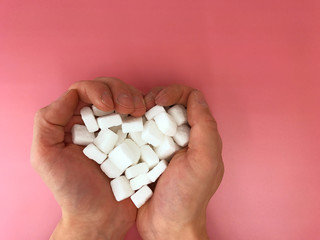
[{"xmin": 0, "ymin": 0, "xmax": 319, "ymax": 239}]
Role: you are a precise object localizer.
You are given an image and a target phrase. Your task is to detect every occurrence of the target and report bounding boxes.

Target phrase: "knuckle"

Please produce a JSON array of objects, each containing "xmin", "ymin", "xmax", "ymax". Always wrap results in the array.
[
  {"xmin": 94, "ymin": 76, "xmax": 121, "ymax": 84},
  {"xmin": 34, "ymin": 107, "xmax": 46, "ymax": 122},
  {"xmin": 203, "ymin": 117, "xmax": 218, "ymax": 131},
  {"xmin": 68, "ymin": 80, "xmax": 87, "ymax": 89}
]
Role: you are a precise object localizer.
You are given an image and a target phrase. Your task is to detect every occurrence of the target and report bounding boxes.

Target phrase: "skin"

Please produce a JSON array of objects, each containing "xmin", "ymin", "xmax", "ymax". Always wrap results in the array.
[
  {"xmin": 137, "ymin": 85, "xmax": 224, "ymax": 240},
  {"xmin": 30, "ymin": 78, "xmax": 224, "ymax": 240},
  {"xmin": 31, "ymin": 77, "xmax": 145, "ymax": 239}
]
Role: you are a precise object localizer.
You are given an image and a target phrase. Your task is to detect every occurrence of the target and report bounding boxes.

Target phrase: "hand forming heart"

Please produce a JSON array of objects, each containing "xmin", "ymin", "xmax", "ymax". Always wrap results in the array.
[{"xmin": 31, "ymin": 77, "xmax": 224, "ymax": 240}]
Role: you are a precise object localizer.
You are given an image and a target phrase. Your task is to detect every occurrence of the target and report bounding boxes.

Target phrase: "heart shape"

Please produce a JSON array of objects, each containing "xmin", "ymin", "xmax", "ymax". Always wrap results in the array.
[{"xmin": 72, "ymin": 104, "xmax": 190, "ymax": 208}]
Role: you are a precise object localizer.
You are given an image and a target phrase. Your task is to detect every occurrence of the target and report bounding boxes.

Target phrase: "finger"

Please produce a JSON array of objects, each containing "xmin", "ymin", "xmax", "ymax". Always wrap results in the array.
[
  {"xmin": 69, "ymin": 80, "xmax": 114, "ymax": 112},
  {"xmin": 144, "ymin": 86, "xmax": 165, "ymax": 110},
  {"xmin": 186, "ymin": 90, "xmax": 223, "ymax": 168},
  {"xmin": 154, "ymin": 84, "xmax": 193, "ymax": 107},
  {"xmin": 64, "ymin": 133, "xmax": 73, "ymax": 144},
  {"xmin": 128, "ymin": 85, "xmax": 146, "ymax": 117},
  {"xmin": 64, "ymin": 115, "xmax": 84, "ymax": 133},
  {"xmin": 33, "ymin": 89, "xmax": 79, "ymax": 148},
  {"xmin": 94, "ymin": 77, "xmax": 136, "ymax": 114},
  {"xmin": 73, "ymin": 101, "xmax": 91, "ymax": 115}
]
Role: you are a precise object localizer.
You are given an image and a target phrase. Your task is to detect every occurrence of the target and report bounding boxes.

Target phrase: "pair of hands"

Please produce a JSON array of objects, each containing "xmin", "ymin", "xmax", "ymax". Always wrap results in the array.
[{"xmin": 30, "ymin": 77, "xmax": 224, "ymax": 240}]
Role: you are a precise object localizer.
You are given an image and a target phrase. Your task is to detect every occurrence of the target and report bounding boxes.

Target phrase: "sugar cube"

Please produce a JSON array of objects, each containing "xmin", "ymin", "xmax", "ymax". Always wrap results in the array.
[
  {"xmin": 125, "ymin": 162, "xmax": 149, "ymax": 179},
  {"xmin": 147, "ymin": 160, "xmax": 168, "ymax": 182},
  {"xmin": 130, "ymin": 173, "xmax": 152, "ymax": 190},
  {"xmin": 145, "ymin": 105, "xmax": 165, "ymax": 120},
  {"xmin": 115, "ymin": 129, "xmax": 127, "ymax": 146},
  {"xmin": 155, "ymin": 136, "xmax": 178, "ymax": 160},
  {"xmin": 93, "ymin": 129, "xmax": 119, "ymax": 154},
  {"xmin": 154, "ymin": 112, "xmax": 177, "ymax": 136},
  {"xmin": 110, "ymin": 176, "xmax": 134, "ymax": 201},
  {"xmin": 83, "ymin": 143, "xmax": 107, "ymax": 164},
  {"xmin": 168, "ymin": 104, "xmax": 188, "ymax": 126},
  {"xmin": 80, "ymin": 106, "xmax": 99, "ymax": 132},
  {"xmin": 130, "ymin": 185, "xmax": 153, "ymax": 208},
  {"xmin": 108, "ymin": 140, "xmax": 138, "ymax": 172},
  {"xmin": 100, "ymin": 158, "xmax": 123, "ymax": 178},
  {"xmin": 128, "ymin": 131, "xmax": 147, "ymax": 147},
  {"xmin": 71, "ymin": 124, "xmax": 95, "ymax": 145},
  {"xmin": 140, "ymin": 145, "xmax": 159, "ymax": 169},
  {"xmin": 123, "ymin": 139, "xmax": 141, "ymax": 165},
  {"xmin": 97, "ymin": 113, "xmax": 122, "ymax": 130},
  {"xmin": 173, "ymin": 124, "xmax": 190, "ymax": 147},
  {"xmin": 122, "ymin": 116, "xmax": 143, "ymax": 133},
  {"xmin": 141, "ymin": 120, "xmax": 164, "ymax": 147}
]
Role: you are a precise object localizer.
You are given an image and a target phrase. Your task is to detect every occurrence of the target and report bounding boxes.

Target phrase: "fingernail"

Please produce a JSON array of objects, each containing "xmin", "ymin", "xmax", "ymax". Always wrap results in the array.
[
  {"xmin": 117, "ymin": 93, "xmax": 133, "ymax": 108},
  {"xmin": 194, "ymin": 90, "xmax": 208, "ymax": 106},
  {"xmin": 133, "ymin": 95, "xmax": 145, "ymax": 109},
  {"xmin": 155, "ymin": 89, "xmax": 168, "ymax": 105},
  {"xmin": 101, "ymin": 91, "xmax": 114, "ymax": 108},
  {"xmin": 144, "ymin": 92, "xmax": 155, "ymax": 104}
]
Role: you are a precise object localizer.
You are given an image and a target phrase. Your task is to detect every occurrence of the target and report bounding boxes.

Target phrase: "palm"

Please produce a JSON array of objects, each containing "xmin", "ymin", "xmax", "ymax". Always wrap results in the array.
[
  {"xmin": 47, "ymin": 143, "xmax": 137, "ymax": 224},
  {"xmin": 136, "ymin": 150, "xmax": 199, "ymax": 231},
  {"xmin": 31, "ymin": 79, "xmax": 152, "ymax": 238}
]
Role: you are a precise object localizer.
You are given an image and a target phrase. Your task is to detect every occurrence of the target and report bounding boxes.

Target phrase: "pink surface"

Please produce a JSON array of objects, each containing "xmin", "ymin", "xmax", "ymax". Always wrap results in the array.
[{"xmin": 0, "ymin": 0, "xmax": 319, "ymax": 239}]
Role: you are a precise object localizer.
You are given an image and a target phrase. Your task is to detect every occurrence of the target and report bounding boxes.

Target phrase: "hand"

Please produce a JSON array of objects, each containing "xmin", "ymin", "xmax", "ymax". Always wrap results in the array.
[
  {"xmin": 137, "ymin": 85, "xmax": 224, "ymax": 240},
  {"xmin": 30, "ymin": 77, "xmax": 146, "ymax": 240}
]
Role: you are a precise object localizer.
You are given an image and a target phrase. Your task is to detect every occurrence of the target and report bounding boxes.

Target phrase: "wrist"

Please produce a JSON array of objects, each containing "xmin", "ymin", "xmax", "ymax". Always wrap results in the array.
[
  {"xmin": 50, "ymin": 216, "xmax": 130, "ymax": 240},
  {"xmin": 140, "ymin": 218, "xmax": 209, "ymax": 240}
]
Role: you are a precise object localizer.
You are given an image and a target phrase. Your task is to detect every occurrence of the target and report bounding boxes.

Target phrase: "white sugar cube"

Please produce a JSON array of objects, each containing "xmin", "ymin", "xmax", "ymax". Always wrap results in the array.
[
  {"xmin": 168, "ymin": 104, "xmax": 188, "ymax": 126},
  {"xmin": 140, "ymin": 145, "xmax": 159, "ymax": 169},
  {"xmin": 141, "ymin": 120, "xmax": 164, "ymax": 147},
  {"xmin": 129, "ymin": 131, "xmax": 147, "ymax": 147},
  {"xmin": 110, "ymin": 176, "xmax": 134, "ymax": 201},
  {"xmin": 154, "ymin": 112, "xmax": 177, "ymax": 136},
  {"xmin": 115, "ymin": 129, "xmax": 127, "ymax": 146},
  {"xmin": 155, "ymin": 136, "xmax": 178, "ymax": 160},
  {"xmin": 145, "ymin": 105, "xmax": 166, "ymax": 120},
  {"xmin": 124, "ymin": 139, "xmax": 141, "ymax": 165},
  {"xmin": 100, "ymin": 158, "xmax": 123, "ymax": 178},
  {"xmin": 71, "ymin": 124, "xmax": 95, "ymax": 145},
  {"xmin": 97, "ymin": 113, "xmax": 122, "ymax": 130},
  {"xmin": 108, "ymin": 140, "xmax": 138, "ymax": 172},
  {"xmin": 174, "ymin": 143, "xmax": 182, "ymax": 153},
  {"xmin": 173, "ymin": 124, "xmax": 190, "ymax": 147},
  {"xmin": 147, "ymin": 160, "xmax": 168, "ymax": 182},
  {"xmin": 80, "ymin": 106, "xmax": 99, "ymax": 133},
  {"xmin": 131, "ymin": 185, "xmax": 153, "ymax": 208},
  {"xmin": 92, "ymin": 105, "xmax": 114, "ymax": 117},
  {"xmin": 93, "ymin": 129, "xmax": 119, "ymax": 154},
  {"xmin": 125, "ymin": 162, "xmax": 149, "ymax": 179},
  {"xmin": 130, "ymin": 173, "xmax": 152, "ymax": 190},
  {"xmin": 83, "ymin": 143, "xmax": 107, "ymax": 164},
  {"xmin": 122, "ymin": 116, "xmax": 143, "ymax": 133}
]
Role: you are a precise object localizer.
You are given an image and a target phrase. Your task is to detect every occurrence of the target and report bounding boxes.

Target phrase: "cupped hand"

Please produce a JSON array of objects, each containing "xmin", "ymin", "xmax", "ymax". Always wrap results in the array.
[
  {"xmin": 31, "ymin": 77, "xmax": 146, "ymax": 240},
  {"xmin": 137, "ymin": 85, "xmax": 224, "ymax": 240}
]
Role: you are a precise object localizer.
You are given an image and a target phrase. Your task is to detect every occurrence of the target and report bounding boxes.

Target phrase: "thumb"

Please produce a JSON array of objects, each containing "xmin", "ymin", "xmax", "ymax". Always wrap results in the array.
[
  {"xmin": 32, "ymin": 89, "xmax": 79, "ymax": 148},
  {"xmin": 186, "ymin": 90, "xmax": 222, "ymax": 166}
]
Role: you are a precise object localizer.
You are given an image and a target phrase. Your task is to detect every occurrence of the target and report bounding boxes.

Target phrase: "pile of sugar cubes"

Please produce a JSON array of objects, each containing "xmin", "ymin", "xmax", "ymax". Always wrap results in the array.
[{"xmin": 71, "ymin": 104, "xmax": 190, "ymax": 208}]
